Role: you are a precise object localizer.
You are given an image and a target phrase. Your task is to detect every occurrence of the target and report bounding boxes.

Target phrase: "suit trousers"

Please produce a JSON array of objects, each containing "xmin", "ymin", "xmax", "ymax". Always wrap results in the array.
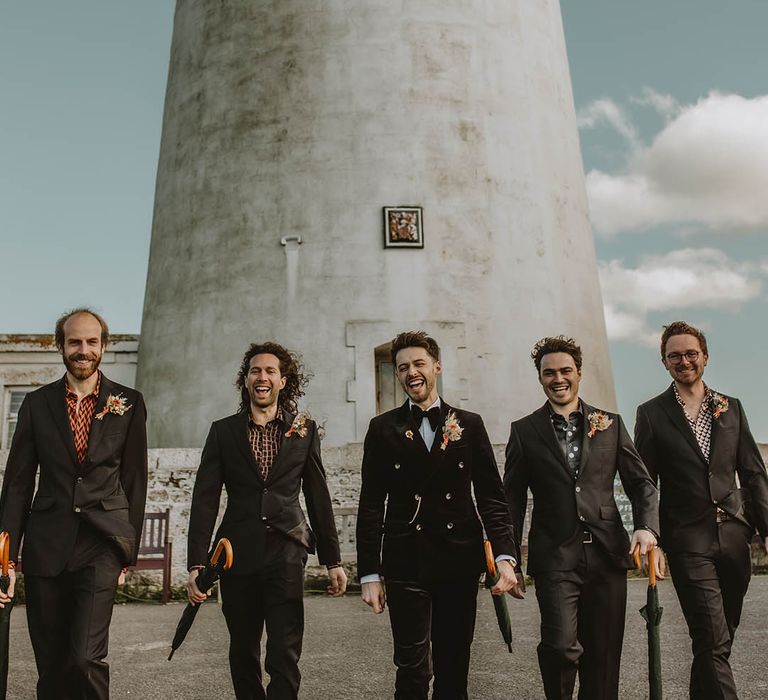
[
  {"xmin": 667, "ymin": 519, "xmax": 752, "ymax": 700},
  {"xmin": 386, "ymin": 577, "xmax": 479, "ymax": 700},
  {"xmin": 220, "ymin": 530, "xmax": 306, "ymax": 700},
  {"xmin": 533, "ymin": 540, "xmax": 627, "ymax": 700},
  {"xmin": 24, "ymin": 522, "xmax": 122, "ymax": 700}
]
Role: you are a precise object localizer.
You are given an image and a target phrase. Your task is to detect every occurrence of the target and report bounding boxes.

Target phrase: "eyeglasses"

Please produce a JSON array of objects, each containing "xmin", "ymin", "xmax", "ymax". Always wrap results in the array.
[{"xmin": 666, "ymin": 350, "xmax": 700, "ymax": 364}]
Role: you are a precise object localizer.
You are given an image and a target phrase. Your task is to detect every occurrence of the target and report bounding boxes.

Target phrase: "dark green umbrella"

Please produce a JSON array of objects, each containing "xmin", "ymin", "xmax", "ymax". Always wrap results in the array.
[
  {"xmin": 635, "ymin": 546, "xmax": 663, "ymax": 700},
  {"xmin": 0, "ymin": 531, "xmax": 14, "ymax": 699},
  {"xmin": 168, "ymin": 538, "xmax": 233, "ymax": 660},
  {"xmin": 484, "ymin": 540, "xmax": 513, "ymax": 653}
]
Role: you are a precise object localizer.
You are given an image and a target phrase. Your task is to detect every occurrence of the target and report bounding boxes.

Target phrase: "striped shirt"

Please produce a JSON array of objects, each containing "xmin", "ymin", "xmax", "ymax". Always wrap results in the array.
[{"xmin": 65, "ymin": 373, "xmax": 101, "ymax": 464}]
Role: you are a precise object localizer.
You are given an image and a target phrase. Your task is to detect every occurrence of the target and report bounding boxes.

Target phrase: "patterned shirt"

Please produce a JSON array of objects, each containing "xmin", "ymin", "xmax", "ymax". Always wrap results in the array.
[
  {"xmin": 248, "ymin": 408, "xmax": 284, "ymax": 480},
  {"xmin": 549, "ymin": 403, "xmax": 584, "ymax": 479},
  {"xmin": 673, "ymin": 382, "xmax": 713, "ymax": 462},
  {"xmin": 65, "ymin": 373, "xmax": 101, "ymax": 464}
]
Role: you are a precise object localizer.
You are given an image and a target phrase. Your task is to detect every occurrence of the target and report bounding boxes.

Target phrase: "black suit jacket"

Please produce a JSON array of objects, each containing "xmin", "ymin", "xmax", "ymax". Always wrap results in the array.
[
  {"xmin": 504, "ymin": 402, "xmax": 659, "ymax": 574},
  {"xmin": 0, "ymin": 374, "xmax": 148, "ymax": 573},
  {"xmin": 356, "ymin": 399, "xmax": 516, "ymax": 585},
  {"xmin": 635, "ymin": 386, "xmax": 768, "ymax": 553},
  {"xmin": 187, "ymin": 410, "xmax": 341, "ymax": 574}
]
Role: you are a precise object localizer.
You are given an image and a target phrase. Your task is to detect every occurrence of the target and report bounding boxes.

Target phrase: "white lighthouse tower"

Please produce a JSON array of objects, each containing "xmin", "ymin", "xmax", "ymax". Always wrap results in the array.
[{"xmin": 137, "ymin": 0, "xmax": 615, "ymax": 448}]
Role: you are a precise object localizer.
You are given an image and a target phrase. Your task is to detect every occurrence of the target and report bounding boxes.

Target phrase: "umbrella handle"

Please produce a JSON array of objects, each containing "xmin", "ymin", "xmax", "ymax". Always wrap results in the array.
[
  {"xmin": 632, "ymin": 543, "xmax": 641, "ymax": 569},
  {"xmin": 210, "ymin": 538, "xmax": 234, "ymax": 570},
  {"xmin": 0, "ymin": 531, "xmax": 9, "ymax": 576},
  {"xmin": 484, "ymin": 539, "xmax": 497, "ymax": 578}
]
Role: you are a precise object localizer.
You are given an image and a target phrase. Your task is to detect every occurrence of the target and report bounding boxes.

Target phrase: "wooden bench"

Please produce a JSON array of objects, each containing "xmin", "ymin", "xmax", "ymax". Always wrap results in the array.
[{"xmin": 130, "ymin": 509, "xmax": 172, "ymax": 603}]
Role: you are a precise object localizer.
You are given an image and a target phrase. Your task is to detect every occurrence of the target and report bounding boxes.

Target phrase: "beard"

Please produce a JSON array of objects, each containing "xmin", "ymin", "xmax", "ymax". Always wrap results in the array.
[{"xmin": 63, "ymin": 352, "xmax": 102, "ymax": 381}]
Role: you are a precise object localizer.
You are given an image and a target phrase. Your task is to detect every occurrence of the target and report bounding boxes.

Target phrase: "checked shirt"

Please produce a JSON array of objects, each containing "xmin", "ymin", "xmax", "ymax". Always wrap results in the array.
[{"xmin": 65, "ymin": 372, "xmax": 101, "ymax": 464}]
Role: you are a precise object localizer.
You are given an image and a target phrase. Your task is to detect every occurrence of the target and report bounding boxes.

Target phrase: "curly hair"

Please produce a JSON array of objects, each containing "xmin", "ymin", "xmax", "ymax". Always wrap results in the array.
[
  {"xmin": 54, "ymin": 307, "xmax": 110, "ymax": 351},
  {"xmin": 531, "ymin": 336, "xmax": 583, "ymax": 373},
  {"xmin": 660, "ymin": 321, "xmax": 708, "ymax": 359},
  {"xmin": 389, "ymin": 330, "xmax": 440, "ymax": 365},
  {"xmin": 235, "ymin": 342, "xmax": 309, "ymax": 414}
]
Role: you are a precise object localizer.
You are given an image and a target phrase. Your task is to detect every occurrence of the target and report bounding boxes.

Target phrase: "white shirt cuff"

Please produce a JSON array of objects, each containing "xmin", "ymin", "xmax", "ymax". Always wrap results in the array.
[
  {"xmin": 360, "ymin": 574, "xmax": 381, "ymax": 584},
  {"xmin": 495, "ymin": 554, "xmax": 517, "ymax": 567}
]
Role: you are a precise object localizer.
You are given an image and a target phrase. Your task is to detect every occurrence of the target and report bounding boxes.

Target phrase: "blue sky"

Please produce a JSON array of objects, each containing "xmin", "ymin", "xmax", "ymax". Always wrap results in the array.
[{"xmin": 2, "ymin": 2, "xmax": 767, "ymax": 438}]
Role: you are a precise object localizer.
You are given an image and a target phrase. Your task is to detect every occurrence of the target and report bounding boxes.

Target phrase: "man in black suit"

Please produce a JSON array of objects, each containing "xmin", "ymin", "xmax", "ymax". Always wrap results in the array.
[
  {"xmin": 356, "ymin": 330, "xmax": 519, "ymax": 700},
  {"xmin": 635, "ymin": 321, "xmax": 768, "ymax": 700},
  {"xmin": 504, "ymin": 336, "xmax": 659, "ymax": 700},
  {"xmin": 0, "ymin": 308, "xmax": 148, "ymax": 700},
  {"xmin": 187, "ymin": 342, "xmax": 346, "ymax": 700}
]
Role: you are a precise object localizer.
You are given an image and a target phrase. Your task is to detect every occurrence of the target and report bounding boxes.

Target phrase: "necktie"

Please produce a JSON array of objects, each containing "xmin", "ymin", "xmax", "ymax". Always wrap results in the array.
[{"xmin": 411, "ymin": 405, "xmax": 441, "ymax": 431}]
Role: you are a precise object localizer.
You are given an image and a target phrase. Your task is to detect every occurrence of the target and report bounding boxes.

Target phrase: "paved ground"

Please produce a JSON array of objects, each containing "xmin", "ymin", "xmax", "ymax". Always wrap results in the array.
[{"xmin": 6, "ymin": 576, "xmax": 768, "ymax": 699}]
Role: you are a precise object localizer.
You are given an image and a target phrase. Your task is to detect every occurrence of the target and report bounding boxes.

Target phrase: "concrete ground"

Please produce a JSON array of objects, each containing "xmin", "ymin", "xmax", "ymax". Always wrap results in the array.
[{"xmin": 6, "ymin": 576, "xmax": 768, "ymax": 699}]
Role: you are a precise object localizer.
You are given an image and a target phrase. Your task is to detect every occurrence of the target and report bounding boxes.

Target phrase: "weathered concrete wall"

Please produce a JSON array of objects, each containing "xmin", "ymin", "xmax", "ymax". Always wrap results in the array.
[{"xmin": 138, "ymin": 0, "xmax": 615, "ymax": 450}]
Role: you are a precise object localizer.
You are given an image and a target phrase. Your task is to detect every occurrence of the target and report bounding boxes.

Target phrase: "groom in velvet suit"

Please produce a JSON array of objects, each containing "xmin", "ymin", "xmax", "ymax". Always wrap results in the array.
[
  {"xmin": 635, "ymin": 321, "xmax": 768, "ymax": 700},
  {"xmin": 504, "ymin": 336, "xmax": 658, "ymax": 700},
  {"xmin": 186, "ymin": 342, "xmax": 347, "ymax": 700},
  {"xmin": 356, "ymin": 330, "xmax": 520, "ymax": 700},
  {"xmin": 0, "ymin": 308, "xmax": 148, "ymax": 700}
]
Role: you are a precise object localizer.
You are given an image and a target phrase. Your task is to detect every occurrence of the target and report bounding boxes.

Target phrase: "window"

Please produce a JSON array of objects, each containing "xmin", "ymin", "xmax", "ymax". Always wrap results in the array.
[
  {"xmin": 375, "ymin": 344, "xmax": 405, "ymax": 415},
  {"xmin": 3, "ymin": 388, "xmax": 31, "ymax": 449}
]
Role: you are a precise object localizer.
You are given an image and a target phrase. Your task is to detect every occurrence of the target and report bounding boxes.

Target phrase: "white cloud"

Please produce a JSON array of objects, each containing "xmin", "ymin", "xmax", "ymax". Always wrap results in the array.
[
  {"xmin": 629, "ymin": 88, "xmax": 681, "ymax": 121},
  {"xmin": 599, "ymin": 248, "xmax": 765, "ymax": 345},
  {"xmin": 579, "ymin": 92, "xmax": 768, "ymax": 236},
  {"xmin": 576, "ymin": 98, "xmax": 639, "ymax": 148}
]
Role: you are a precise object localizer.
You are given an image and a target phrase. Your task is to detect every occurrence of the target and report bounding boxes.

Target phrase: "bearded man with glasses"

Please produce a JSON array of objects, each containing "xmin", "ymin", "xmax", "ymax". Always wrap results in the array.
[{"xmin": 635, "ymin": 321, "xmax": 768, "ymax": 700}]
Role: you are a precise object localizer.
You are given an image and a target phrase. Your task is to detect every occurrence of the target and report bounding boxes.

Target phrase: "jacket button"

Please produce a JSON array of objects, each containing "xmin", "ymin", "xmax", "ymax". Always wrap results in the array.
[
  {"xmin": 579, "ymin": 515, "xmax": 585, "ymax": 521},
  {"xmin": 458, "ymin": 462, "xmax": 464, "ymax": 468},
  {"xmin": 263, "ymin": 488, "xmax": 268, "ymax": 494},
  {"xmin": 262, "ymin": 516, "xmax": 267, "ymax": 521},
  {"xmin": 445, "ymin": 493, "xmax": 452, "ymax": 500},
  {"xmin": 76, "ymin": 477, "xmax": 83, "ymax": 483},
  {"xmin": 394, "ymin": 463, "xmax": 400, "ymax": 470},
  {"xmin": 74, "ymin": 507, "xmax": 81, "ymax": 513},
  {"xmin": 708, "ymin": 472, "xmax": 713, "ymax": 478},
  {"xmin": 414, "ymin": 494, "xmax": 420, "ymax": 500},
  {"xmin": 415, "ymin": 524, "xmax": 422, "ymax": 531},
  {"xmin": 446, "ymin": 522, "xmax": 454, "ymax": 529},
  {"xmin": 575, "ymin": 486, "xmax": 581, "ymax": 493}
]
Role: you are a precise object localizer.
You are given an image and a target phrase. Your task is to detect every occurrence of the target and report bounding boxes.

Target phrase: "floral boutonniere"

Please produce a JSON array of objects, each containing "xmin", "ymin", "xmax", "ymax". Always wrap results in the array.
[
  {"xmin": 405, "ymin": 430, "xmax": 414, "ymax": 440},
  {"xmin": 285, "ymin": 413, "xmax": 309, "ymax": 438},
  {"xmin": 95, "ymin": 393, "xmax": 132, "ymax": 420},
  {"xmin": 440, "ymin": 410, "xmax": 464, "ymax": 451},
  {"xmin": 711, "ymin": 392, "xmax": 729, "ymax": 419},
  {"xmin": 586, "ymin": 411, "xmax": 613, "ymax": 438}
]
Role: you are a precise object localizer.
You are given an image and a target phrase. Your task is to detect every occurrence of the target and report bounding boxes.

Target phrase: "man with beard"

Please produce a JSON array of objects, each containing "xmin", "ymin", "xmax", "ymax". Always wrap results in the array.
[
  {"xmin": 186, "ymin": 342, "xmax": 346, "ymax": 700},
  {"xmin": 356, "ymin": 330, "xmax": 519, "ymax": 699},
  {"xmin": 0, "ymin": 308, "xmax": 147, "ymax": 700},
  {"xmin": 635, "ymin": 321, "xmax": 768, "ymax": 700},
  {"xmin": 504, "ymin": 336, "xmax": 658, "ymax": 700}
]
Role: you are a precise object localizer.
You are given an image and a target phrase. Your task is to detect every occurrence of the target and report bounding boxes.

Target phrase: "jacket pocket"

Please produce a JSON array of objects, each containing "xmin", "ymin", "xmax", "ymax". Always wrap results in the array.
[
  {"xmin": 599, "ymin": 505, "xmax": 621, "ymax": 521},
  {"xmin": 101, "ymin": 494, "xmax": 129, "ymax": 511},
  {"xmin": 30, "ymin": 496, "xmax": 55, "ymax": 512}
]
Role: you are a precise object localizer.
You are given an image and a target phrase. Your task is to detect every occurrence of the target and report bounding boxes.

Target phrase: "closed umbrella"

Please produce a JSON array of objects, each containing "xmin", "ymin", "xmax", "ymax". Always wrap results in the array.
[
  {"xmin": 168, "ymin": 538, "xmax": 233, "ymax": 660},
  {"xmin": 484, "ymin": 540, "xmax": 514, "ymax": 653},
  {"xmin": 634, "ymin": 545, "xmax": 663, "ymax": 700},
  {"xmin": 0, "ymin": 531, "xmax": 15, "ymax": 699}
]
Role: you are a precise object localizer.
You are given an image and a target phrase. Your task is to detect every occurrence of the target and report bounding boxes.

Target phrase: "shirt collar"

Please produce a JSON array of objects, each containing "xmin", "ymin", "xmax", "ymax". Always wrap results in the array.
[
  {"xmin": 64, "ymin": 371, "xmax": 101, "ymax": 399},
  {"xmin": 408, "ymin": 396, "xmax": 441, "ymax": 412},
  {"xmin": 249, "ymin": 406, "xmax": 283, "ymax": 428},
  {"xmin": 672, "ymin": 382, "xmax": 712, "ymax": 408},
  {"xmin": 547, "ymin": 399, "xmax": 583, "ymax": 421}
]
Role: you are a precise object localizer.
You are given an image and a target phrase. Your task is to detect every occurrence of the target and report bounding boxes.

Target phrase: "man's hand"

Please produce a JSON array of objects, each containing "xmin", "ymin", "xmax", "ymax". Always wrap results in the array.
[
  {"xmin": 187, "ymin": 569, "xmax": 208, "ymax": 605},
  {"xmin": 0, "ymin": 570, "xmax": 15, "ymax": 609},
  {"xmin": 652, "ymin": 548, "xmax": 666, "ymax": 580},
  {"xmin": 629, "ymin": 529, "xmax": 657, "ymax": 557},
  {"xmin": 327, "ymin": 567, "xmax": 347, "ymax": 597},
  {"xmin": 764, "ymin": 536, "xmax": 768, "ymax": 554},
  {"xmin": 491, "ymin": 560, "xmax": 521, "ymax": 597},
  {"xmin": 361, "ymin": 580, "xmax": 386, "ymax": 613},
  {"xmin": 117, "ymin": 569, "xmax": 127, "ymax": 586}
]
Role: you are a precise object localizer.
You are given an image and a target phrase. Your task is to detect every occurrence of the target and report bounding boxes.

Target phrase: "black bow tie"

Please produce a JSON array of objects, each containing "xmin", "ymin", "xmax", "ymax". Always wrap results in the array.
[{"xmin": 411, "ymin": 405, "xmax": 441, "ymax": 431}]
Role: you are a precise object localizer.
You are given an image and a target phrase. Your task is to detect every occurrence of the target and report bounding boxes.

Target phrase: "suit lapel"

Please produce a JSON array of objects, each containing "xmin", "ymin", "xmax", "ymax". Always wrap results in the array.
[
  {"xmin": 530, "ymin": 403, "xmax": 572, "ymax": 478},
  {"xmin": 659, "ymin": 386, "xmax": 708, "ymax": 465},
  {"xmin": 45, "ymin": 377, "xmax": 79, "ymax": 466},
  {"xmin": 419, "ymin": 400, "xmax": 451, "ymax": 487},
  {"xmin": 707, "ymin": 392, "xmax": 733, "ymax": 467},
  {"xmin": 578, "ymin": 401, "xmax": 594, "ymax": 474},
  {"xmin": 85, "ymin": 373, "xmax": 113, "ymax": 464},
  {"xmin": 230, "ymin": 411, "xmax": 264, "ymax": 480},
  {"xmin": 265, "ymin": 411, "xmax": 295, "ymax": 485}
]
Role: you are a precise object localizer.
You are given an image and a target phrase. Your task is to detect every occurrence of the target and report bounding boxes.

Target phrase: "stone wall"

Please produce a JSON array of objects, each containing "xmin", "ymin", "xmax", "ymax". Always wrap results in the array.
[{"xmin": 2, "ymin": 443, "xmax": 766, "ymax": 587}]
